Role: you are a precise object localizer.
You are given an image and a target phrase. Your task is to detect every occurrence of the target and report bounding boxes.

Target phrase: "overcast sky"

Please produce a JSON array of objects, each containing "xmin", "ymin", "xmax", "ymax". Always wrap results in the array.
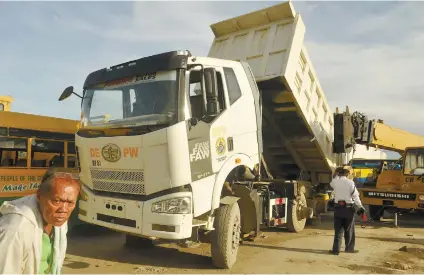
[{"xmin": 1, "ymin": 1, "xmax": 422, "ymax": 157}]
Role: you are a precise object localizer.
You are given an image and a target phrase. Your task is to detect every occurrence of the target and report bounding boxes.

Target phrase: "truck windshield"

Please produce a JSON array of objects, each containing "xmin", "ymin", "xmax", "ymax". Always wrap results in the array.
[
  {"xmin": 81, "ymin": 70, "xmax": 178, "ymax": 127},
  {"xmin": 404, "ymin": 148, "xmax": 424, "ymax": 175}
]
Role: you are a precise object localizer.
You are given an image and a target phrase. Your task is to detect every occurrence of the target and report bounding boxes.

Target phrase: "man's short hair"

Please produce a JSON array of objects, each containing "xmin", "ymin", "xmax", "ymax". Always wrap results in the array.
[
  {"xmin": 39, "ymin": 167, "xmax": 80, "ymax": 196},
  {"xmin": 339, "ymin": 169, "xmax": 350, "ymax": 176},
  {"xmin": 334, "ymin": 167, "xmax": 343, "ymax": 175},
  {"xmin": 337, "ymin": 165, "xmax": 352, "ymax": 177}
]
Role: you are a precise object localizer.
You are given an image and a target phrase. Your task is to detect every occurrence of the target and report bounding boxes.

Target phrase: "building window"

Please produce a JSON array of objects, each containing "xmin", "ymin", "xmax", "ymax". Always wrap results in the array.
[{"xmin": 0, "ymin": 103, "xmax": 4, "ymax": 111}]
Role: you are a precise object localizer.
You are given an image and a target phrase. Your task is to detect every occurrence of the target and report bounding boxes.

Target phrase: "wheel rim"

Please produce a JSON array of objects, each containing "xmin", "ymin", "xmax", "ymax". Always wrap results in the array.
[
  {"xmin": 231, "ymin": 215, "xmax": 241, "ymax": 253},
  {"xmin": 295, "ymin": 196, "xmax": 307, "ymax": 222}
]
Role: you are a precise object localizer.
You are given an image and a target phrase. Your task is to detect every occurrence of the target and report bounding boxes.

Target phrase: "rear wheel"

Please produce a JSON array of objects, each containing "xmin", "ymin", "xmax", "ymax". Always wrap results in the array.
[
  {"xmin": 287, "ymin": 192, "xmax": 308, "ymax": 232},
  {"xmin": 211, "ymin": 203, "xmax": 241, "ymax": 269}
]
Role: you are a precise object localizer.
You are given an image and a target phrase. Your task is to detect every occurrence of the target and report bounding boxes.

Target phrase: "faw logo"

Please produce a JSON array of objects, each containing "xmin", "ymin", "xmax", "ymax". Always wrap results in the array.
[{"xmin": 190, "ymin": 141, "xmax": 210, "ymax": 162}]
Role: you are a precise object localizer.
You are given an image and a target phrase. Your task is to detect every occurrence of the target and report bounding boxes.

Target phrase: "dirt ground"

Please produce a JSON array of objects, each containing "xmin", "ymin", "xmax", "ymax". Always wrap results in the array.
[{"xmin": 62, "ymin": 211, "xmax": 424, "ymax": 274}]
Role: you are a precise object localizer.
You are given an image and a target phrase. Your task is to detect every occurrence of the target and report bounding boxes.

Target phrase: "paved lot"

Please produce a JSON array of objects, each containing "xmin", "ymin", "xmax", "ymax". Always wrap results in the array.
[{"xmin": 63, "ymin": 211, "xmax": 424, "ymax": 274}]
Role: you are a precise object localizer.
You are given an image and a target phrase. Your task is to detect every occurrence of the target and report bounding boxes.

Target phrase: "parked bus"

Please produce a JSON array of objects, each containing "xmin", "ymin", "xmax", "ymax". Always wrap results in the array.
[{"xmin": 0, "ymin": 108, "xmax": 82, "ymax": 229}]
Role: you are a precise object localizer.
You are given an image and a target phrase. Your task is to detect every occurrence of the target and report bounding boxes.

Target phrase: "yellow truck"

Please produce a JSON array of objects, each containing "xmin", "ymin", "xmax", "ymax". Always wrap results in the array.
[
  {"xmin": 0, "ymin": 96, "xmax": 82, "ymax": 228},
  {"xmin": 334, "ymin": 107, "xmax": 424, "ymax": 220}
]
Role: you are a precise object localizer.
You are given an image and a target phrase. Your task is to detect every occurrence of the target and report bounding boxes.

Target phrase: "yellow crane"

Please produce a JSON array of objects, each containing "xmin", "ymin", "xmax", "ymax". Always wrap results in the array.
[{"xmin": 333, "ymin": 107, "xmax": 424, "ymax": 221}]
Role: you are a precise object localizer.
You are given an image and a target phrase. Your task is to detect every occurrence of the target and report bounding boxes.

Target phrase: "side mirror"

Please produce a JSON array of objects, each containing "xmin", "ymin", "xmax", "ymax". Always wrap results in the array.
[
  {"xmin": 58, "ymin": 86, "xmax": 82, "ymax": 101},
  {"xmin": 204, "ymin": 68, "xmax": 220, "ymax": 117}
]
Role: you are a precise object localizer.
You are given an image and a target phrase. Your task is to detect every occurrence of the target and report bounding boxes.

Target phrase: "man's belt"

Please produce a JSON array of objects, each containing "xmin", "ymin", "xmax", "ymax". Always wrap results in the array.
[{"xmin": 336, "ymin": 200, "xmax": 354, "ymax": 208}]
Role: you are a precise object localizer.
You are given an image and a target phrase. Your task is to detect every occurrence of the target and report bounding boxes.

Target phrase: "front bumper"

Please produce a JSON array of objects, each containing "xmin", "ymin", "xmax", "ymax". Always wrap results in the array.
[{"xmin": 78, "ymin": 185, "xmax": 194, "ymax": 240}]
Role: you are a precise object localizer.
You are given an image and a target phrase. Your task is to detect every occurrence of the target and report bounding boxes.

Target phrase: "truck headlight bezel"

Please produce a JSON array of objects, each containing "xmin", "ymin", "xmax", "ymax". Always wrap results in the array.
[
  {"xmin": 79, "ymin": 187, "xmax": 89, "ymax": 201},
  {"xmin": 418, "ymin": 195, "xmax": 424, "ymax": 201},
  {"xmin": 151, "ymin": 197, "xmax": 191, "ymax": 214}
]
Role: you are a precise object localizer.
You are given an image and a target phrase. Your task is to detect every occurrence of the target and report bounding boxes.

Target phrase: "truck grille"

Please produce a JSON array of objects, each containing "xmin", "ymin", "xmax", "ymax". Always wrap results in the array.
[{"xmin": 90, "ymin": 168, "xmax": 145, "ymax": 195}]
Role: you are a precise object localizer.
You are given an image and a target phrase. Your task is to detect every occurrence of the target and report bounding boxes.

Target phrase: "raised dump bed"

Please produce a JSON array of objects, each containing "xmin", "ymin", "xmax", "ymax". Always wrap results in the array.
[{"xmin": 208, "ymin": 1, "xmax": 343, "ymax": 183}]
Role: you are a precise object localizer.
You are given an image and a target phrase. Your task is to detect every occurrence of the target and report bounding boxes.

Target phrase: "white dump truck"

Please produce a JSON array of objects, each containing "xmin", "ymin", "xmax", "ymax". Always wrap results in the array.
[{"xmin": 59, "ymin": 1, "xmax": 351, "ymax": 269}]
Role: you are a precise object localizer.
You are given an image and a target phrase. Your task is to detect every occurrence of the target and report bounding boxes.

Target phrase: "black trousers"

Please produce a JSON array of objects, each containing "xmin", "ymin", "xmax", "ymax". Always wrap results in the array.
[{"xmin": 332, "ymin": 206, "xmax": 355, "ymax": 253}]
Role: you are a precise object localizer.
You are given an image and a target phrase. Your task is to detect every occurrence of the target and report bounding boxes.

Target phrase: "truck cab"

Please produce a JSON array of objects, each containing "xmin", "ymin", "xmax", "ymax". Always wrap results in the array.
[
  {"xmin": 60, "ymin": 50, "xmax": 282, "ymax": 268},
  {"xmin": 67, "ymin": 50, "xmax": 263, "ymax": 234}
]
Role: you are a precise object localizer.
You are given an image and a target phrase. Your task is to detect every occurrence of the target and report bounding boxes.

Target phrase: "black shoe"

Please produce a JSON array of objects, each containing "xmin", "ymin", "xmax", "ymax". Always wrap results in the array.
[
  {"xmin": 345, "ymin": 250, "xmax": 359, "ymax": 253},
  {"xmin": 329, "ymin": 250, "xmax": 339, "ymax": 255}
]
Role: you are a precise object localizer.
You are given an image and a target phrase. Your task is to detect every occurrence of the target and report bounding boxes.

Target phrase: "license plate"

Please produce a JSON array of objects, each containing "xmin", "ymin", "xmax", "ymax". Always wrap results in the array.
[{"xmin": 363, "ymin": 191, "xmax": 416, "ymax": 201}]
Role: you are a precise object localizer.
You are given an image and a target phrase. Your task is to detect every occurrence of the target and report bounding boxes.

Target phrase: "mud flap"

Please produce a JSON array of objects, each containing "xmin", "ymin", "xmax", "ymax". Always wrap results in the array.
[
  {"xmin": 230, "ymin": 185, "xmax": 261, "ymax": 239},
  {"xmin": 306, "ymin": 198, "xmax": 318, "ymax": 218}
]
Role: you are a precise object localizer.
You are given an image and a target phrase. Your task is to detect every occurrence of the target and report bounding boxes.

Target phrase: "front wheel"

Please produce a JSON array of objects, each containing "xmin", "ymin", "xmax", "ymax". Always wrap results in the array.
[{"xmin": 211, "ymin": 203, "xmax": 241, "ymax": 269}]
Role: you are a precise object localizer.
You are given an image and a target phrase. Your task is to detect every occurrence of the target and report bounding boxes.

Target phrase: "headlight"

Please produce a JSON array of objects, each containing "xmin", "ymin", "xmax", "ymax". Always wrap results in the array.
[
  {"xmin": 151, "ymin": 197, "xmax": 191, "ymax": 214},
  {"xmin": 419, "ymin": 195, "xmax": 424, "ymax": 201}
]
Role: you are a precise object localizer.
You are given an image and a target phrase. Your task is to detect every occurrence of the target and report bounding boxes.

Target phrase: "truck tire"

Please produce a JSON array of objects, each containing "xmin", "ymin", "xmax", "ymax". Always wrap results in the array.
[
  {"xmin": 369, "ymin": 205, "xmax": 383, "ymax": 221},
  {"xmin": 124, "ymin": 234, "xmax": 154, "ymax": 249},
  {"xmin": 287, "ymin": 192, "xmax": 307, "ymax": 233},
  {"xmin": 211, "ymin": 202, "xmax": 241, "ymax": 269}
]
